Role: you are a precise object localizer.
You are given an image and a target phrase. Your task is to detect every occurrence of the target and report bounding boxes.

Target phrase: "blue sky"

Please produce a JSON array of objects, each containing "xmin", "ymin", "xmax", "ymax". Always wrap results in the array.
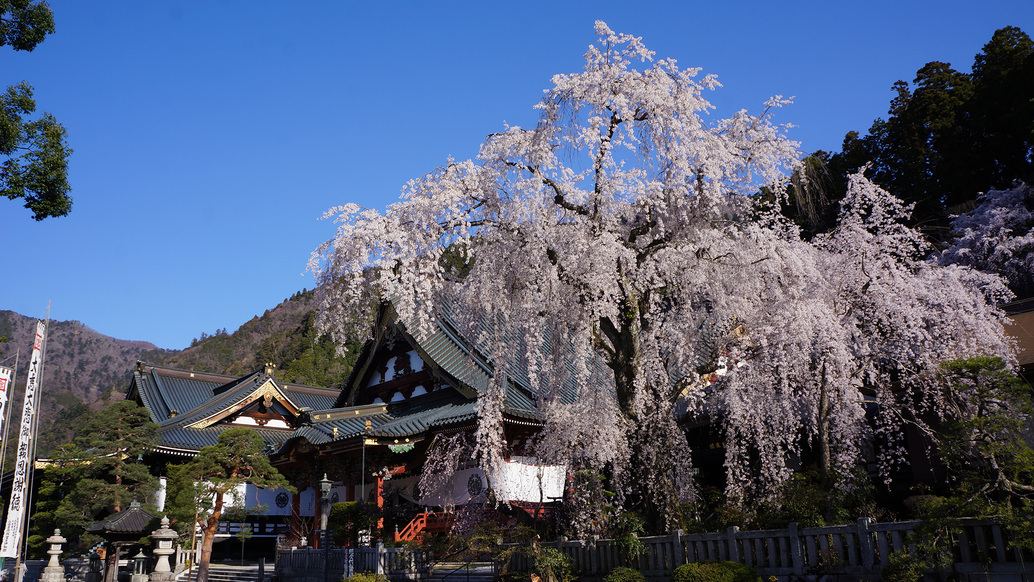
[{"xmin": 2, "ymin": 1, "xmax": 1032, "ymax": 350}]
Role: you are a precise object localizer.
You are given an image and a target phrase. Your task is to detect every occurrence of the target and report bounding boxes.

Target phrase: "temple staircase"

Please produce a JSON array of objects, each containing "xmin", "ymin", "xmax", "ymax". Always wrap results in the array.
[
  {"xmin": 175, "ymin": 564, "xmax": 263, "ymax": 582},
  {"xmin": 427, "ymin": 562, "xmax": 497, "ymax": 582},
  {"xmin": 394, "ymin": 510, "xmax": 456, "ymax": 543}
]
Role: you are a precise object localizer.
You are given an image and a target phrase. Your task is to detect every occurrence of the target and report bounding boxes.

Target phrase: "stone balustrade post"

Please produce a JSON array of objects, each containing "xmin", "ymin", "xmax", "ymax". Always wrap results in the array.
[{"xmin": 726, "ymin": 526, "xmax": 740, "ymax": 563}]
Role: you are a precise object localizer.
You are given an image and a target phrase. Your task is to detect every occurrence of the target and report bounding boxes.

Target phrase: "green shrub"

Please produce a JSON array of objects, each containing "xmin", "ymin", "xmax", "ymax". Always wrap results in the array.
[
  {"xmin": 343, "ymin": 573, "xmax": 389, "ymax": 582},
  {"xmin": 879, "ymin": 555, "xmax": 924, "ymax": 582},
  {"xmin": 604, "ymin": 567, "xmax": 646, "ymax": 582},
  {"xmin": 671, "ymin": 561, "xmax": 760, "ymax": 582},
  {"xmin": 330, "ymin": 501, "xmax": 381, "ymax": 547},
  {"xmin": 534, "ymin": 546, "xmax": 577, "ymax": 582},
  {"xmin": 613, "ymin": 513, "xmax": 648, "ymax": 564}
]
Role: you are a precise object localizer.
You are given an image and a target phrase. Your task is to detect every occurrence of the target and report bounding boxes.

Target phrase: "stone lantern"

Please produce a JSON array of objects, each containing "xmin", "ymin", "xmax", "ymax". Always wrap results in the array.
[
  {"xmin": 40, "ymin": 529, "xmax": 66, "ymax": 582},
  {"xmin": 86, "ymin": 551, "xmax": 103, "ymax": 582},
  {"xmin": 131, "ymin": 550, "xmax": 148, "ymax": 582},
  {"xmin": 149, "ymin": 516, "xmax": 178, "ymax": 582}
]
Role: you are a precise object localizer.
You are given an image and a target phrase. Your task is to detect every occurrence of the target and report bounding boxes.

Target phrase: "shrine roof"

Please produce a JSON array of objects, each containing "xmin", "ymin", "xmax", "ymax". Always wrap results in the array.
[
  {"xmin": 155, "ymin": 424, "xmax": 301, "ymax": 456},
  {"xmin": 127, "ymin": 363, "xmax": 339, "ymax": 455},
  {"xmin": 86, "ymin": 502, "xmax": 156, "ymax": 535}
]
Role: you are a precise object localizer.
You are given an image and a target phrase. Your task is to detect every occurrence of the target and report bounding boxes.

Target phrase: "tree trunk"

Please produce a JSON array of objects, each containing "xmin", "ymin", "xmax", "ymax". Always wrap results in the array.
[
  {"xmin": 600, "ymin": 294, "xmax": 645, "ymax": 419},
  {"xmin": 601, "ymin": 292, "xmax": 690, "ymax": 529},
  {"xmin": 196, "ymin": 493, "xmax": 224, "ymax": 582},
  {"xmin": 817, "ymin": 361, "xmax": 835, "ymax": 522}
]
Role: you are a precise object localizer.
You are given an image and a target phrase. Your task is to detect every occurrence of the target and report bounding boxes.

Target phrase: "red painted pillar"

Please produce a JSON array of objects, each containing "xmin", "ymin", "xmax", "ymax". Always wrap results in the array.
[{"xmin": 376, "ymin": 475, "xmax": 385, "ymax": 530}]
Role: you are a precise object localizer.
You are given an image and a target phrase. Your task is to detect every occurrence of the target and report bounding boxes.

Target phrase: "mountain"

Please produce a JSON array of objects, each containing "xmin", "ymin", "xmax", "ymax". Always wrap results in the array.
[
  {"xmin": 0, "ymin": 288, "xmax": 359, "ymax": 456},
  {"xmin": 0, "ymin": 311, "xmax": 173, "ymax": 454},
  {"xmin": 155, "ymin": 288, "xmax": 360, "ymax": 386}
]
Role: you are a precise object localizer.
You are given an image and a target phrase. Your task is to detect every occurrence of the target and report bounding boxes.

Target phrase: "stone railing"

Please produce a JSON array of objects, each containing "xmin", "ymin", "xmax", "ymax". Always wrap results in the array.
[
  {"xmin": 174, "ymin": 545, "xmax": 192, "ymax": 573},
  {"xmin": 506, "ymin": 518, "xmax": 1034, "ymax": 582}
]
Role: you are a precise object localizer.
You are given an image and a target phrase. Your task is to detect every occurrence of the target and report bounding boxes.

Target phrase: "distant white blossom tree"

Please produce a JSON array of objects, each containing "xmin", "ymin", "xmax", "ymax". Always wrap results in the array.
[
  {"xmin": 312, "ymin": 23, "xmax": 1014, "ymax": 529},
  {"xmin": 715, "ymin": 174, "xmax": 1014, "ymax": 516},
  {"xmin": 939, "ymin": 182, "xmax": 1034, "ymax": 297}
]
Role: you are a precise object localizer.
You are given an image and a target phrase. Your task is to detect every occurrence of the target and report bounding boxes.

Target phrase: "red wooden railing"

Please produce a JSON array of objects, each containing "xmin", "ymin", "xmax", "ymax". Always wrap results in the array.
[
  {"xmin": 394, "ymin": 511, "xmax": 458, "ymax": 543},
  {"xmin": 394, "ymin": 512, "xmax": 428, "ymax": 542}
]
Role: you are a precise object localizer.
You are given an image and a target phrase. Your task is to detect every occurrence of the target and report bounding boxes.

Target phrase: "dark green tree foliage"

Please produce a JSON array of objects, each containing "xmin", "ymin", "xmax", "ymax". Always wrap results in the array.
[
  {"xmin": 827, "ymin": 27, "xmax": 1034, "ymax": 243},
  {"xmin": 834, "ymin": 62, "xmax": 974, "ymax": 239},
  {"xmin": 30, "ymin": 444, "xmax": 93, "ymax": 556},
  {"xmin": 71, "ymin": 401, "xmax": 160, "ymax": 512},
  {"xmin": 31, "ymin": 401, "xmax": 159, "ymax": 554},
  {"xmin": 173, "ymin": 427, "xmax": 290, "ymax": 582},
  {"xmin": 328, "ymin": 501, "xmax": 380, "ymax": 547},
  {"xmin": 255, "ymin": 310, "xmax": 360, "ymax": 387},
  {"xmin": 1, "ymin": 0, "xmax": 72, "ymax": 219},
  {"xmin": 769, "ymin": 151, "xmax": 842, "ymax": 239},
  {"xmin": 875, "ymin": 357, "xmax": 1034, "ymax": 581},
  {"xmin": 964, "ymin": 28, "xmax": 1034, "ymax": 196},
  {"xmin": 0, "ymin": 0, "xmax": 53, "ymax": 50},
  {"xmin": 161, "ymin": 462, "xmax": 204, "ymax": 538},
  {"xmin": 937, "ymin": 357, "xmax": 1034, "ymax": 514}
]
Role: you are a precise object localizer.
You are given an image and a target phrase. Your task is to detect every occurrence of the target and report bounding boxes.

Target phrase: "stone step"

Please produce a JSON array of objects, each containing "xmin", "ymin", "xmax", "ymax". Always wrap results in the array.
[
  {"xmin": 428, "ymin": 562, "xmax": 497, "ymax": 582},
  {"xmin": 175, "ymin": 565, "xmax": 262, "ymax": 582}
]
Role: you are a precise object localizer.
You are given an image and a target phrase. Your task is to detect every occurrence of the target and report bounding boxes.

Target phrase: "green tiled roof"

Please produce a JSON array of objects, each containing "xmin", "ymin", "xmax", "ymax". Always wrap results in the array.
[
  {"xmin": 129, "ymin": 364, "xmax": 339, "ymax": 455},
  {"xmin": 281, "ymin": 391, "xmax": 477, "ymax": 451},
  {"xmin": 86, "ymin": 502, "xmax": 157, "ymax": 534},
  {"xmin": 156, "ymin": 424, "xmax": 300, "ymax": 454},
  {"xmin": 129, "ymin": 299, "xmax": 583, "ymax": 458}
]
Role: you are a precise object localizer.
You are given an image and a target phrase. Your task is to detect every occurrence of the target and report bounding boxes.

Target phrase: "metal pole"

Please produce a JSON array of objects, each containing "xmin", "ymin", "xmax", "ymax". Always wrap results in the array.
[
  {"xmin": 17, "ymin": 308, "xmax": 50, "ymax": 582},
  {"xmin": 0, "ymin": 349, "xmax": 20, "ymax": 479},
  {"xmin": 322, "ymin": 489, "xmax": 329, "ymax": 582},
  {"xmin": 0, "ymin": 349, "xmax": 14, "ymax": 582},
  {"xmin": 187, "ymin": 506, "xmax": 200, "ymax": 582},
  {"xmin": 0, "ymin": 349, "xmax": 18, "ymax": 581}
]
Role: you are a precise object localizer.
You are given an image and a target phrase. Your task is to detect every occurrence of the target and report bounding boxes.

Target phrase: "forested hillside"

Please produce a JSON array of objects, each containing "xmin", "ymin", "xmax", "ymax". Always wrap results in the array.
[
  {"xmin": 156, "ymin": 288, "xmax": 361, "ymax": 387},
  {"xmin": 782, "ymin": 26, "xmax": 1034, "ymax": 250},
  {"xmin": 0, "ymin": 289, "xmax": 361, "ymax": 456},
  {"xmin": 0, "ymin": 311, "xmax": 172, "ymax": 453}
]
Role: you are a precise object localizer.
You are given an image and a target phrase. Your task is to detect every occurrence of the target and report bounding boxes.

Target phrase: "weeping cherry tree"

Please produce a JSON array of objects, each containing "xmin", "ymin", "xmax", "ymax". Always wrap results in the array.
[{"xmin": 311, "ymin": 23, "xmax": 1015, "ymax": 529}]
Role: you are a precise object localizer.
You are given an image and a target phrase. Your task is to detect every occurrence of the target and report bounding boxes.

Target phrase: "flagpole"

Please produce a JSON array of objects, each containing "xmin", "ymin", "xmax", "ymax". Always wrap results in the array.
[
  {"xmin": 0, "ymin": 350, "xmax": 20, "ymax": 475},
  {"xmin": 1, "ymin": 307, "xmax": 50, "ymax": 582},
  {"xmin": 18, "ymin": 307, "xmax": 49, "ymax": 574},
  {"xmin": 0, "ymin": 349, "xmax": 19, "ymax": 578}
]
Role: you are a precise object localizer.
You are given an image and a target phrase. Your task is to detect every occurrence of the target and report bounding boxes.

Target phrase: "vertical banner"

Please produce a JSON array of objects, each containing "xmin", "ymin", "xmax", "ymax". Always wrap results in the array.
[
  {"xmin": 0, "ymin": 321, "xmax": 46, "ymax": 558},
  {"xmin": 0, "ymin": 366, "xmax": 11, "ymax": 438}
]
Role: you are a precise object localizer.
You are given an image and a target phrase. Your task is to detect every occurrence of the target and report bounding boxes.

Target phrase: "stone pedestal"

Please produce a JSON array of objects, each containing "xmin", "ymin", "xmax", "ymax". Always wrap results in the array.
[
  {"xmin": 149, "ymin": 516, "xmax": 177, "ymax": 582},
  {"xmin": 40, "ymin": 529, "xmax": 66, "ymax": 582}
]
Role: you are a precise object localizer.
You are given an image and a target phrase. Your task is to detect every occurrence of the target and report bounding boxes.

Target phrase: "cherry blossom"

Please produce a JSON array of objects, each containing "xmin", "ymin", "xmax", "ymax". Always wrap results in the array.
[{"xmin": 312, "ymin": 24, "xmax": 1014, "ymax": 528}]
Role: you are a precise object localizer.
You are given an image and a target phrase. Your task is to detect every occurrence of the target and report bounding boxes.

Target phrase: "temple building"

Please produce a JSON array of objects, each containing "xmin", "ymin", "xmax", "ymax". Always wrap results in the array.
[
  {"xmin": 126, "ymin": 296, "xmax": 1034, "ymax": 551},
  {"xmin": 127, "ymin": 302, "xmax": 565, "ymax": 549}
]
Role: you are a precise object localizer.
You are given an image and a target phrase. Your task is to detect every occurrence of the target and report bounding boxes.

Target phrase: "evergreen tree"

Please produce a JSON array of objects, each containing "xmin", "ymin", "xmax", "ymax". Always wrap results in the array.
[
  {"xmin": 171, "ymin": 427, "xmax": 290, "ymax": 582},
  {"xmin": 826, "ymin": 27, "xmax": 1034, "ymax": 243},
  {"xmin": 31, "ymin": 401, "xmax": 158, "ymax": 554},
  {"xmin": 937, "ymin": 357, "xmax": 1034, "ymax": 513}
]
